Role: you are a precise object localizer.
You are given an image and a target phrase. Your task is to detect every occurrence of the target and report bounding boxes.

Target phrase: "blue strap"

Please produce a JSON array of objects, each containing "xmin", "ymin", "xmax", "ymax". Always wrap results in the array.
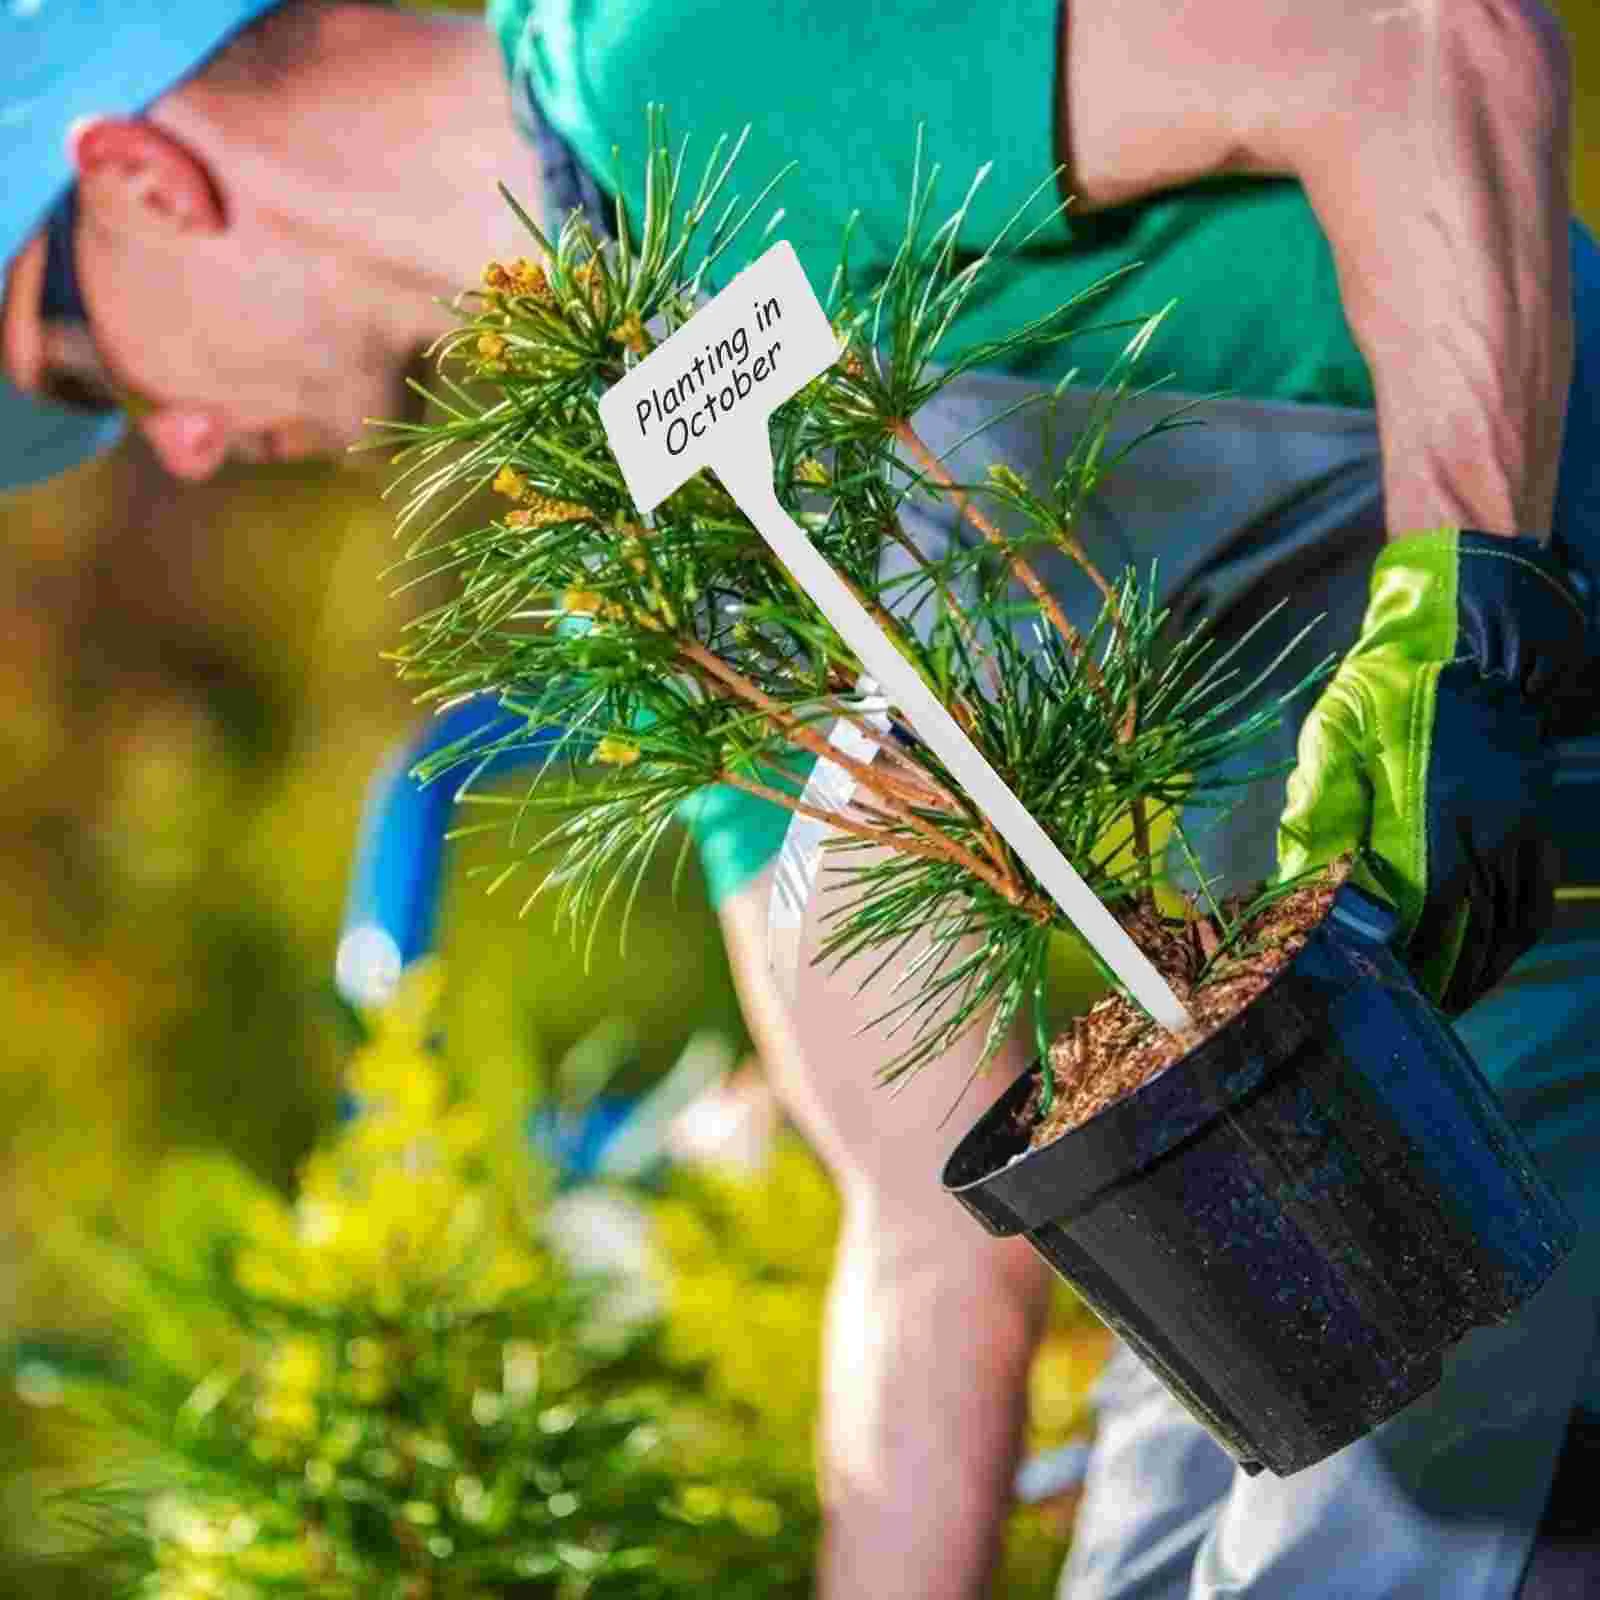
[{"xmin": 335, "ymin": 697, "xmax": 565, "ymax": 1005}]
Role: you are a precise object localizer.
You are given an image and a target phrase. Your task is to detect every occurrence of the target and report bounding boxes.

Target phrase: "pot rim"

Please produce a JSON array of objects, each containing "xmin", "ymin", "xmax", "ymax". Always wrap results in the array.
[{"xmin": 940, "ymin": 876, "xmax": 1403, "ymax": 1232}]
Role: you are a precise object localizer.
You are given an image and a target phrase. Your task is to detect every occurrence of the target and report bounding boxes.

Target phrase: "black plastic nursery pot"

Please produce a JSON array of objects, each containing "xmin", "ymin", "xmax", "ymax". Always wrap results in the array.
[{"xmin": 942, "ymin": 880, "xmax": 1578, "ymax": 1478}]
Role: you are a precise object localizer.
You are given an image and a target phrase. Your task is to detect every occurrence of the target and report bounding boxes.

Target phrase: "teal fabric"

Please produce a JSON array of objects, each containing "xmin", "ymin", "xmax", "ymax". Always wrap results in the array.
[
  {"xmin": 675, "ymin": 753, "xmax": 817, "ymax": 905},
  {"xmin": 490, "ymin": 0, "xmax": 1374, "ymax": 408},
  {"xmin": 489, "ymin": 0, "xmax": 1378, "ymax": 908}
]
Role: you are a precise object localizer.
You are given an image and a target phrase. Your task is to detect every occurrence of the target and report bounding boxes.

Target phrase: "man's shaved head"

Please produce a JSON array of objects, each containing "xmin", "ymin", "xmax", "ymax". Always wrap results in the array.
[{"xmin": 202, "ymin": 0, "xmax": 388, "ymax": 92}]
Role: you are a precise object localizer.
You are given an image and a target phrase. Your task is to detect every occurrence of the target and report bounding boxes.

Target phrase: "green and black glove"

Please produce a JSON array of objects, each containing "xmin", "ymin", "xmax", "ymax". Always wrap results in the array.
[{"xmin": 1277, "ymin": 528, "xmax": 1591, "ymax": 1012}]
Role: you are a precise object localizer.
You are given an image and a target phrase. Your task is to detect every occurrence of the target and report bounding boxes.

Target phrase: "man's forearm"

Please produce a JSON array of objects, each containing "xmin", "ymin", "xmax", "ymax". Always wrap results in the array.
[{"xmin": 1058, "ymin": 0, "xmax": 1574, "ymax": 538}]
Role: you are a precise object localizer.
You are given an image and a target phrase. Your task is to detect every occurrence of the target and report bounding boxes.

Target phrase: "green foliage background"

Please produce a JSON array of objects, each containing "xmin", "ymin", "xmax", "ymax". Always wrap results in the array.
[
  {"xmin": 0, "ymin": 448, "xmax": 754, "ymax": 1598},
  {"xmin": 2, "ymin": 8, "xmax": 1597, "ymax": 1594}
]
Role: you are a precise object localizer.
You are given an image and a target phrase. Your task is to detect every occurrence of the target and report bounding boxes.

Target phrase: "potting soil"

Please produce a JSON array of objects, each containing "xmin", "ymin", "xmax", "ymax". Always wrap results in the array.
[{"xmin": 1027, "ymin": 861, "xmax": 1350, "ymax": 1149}]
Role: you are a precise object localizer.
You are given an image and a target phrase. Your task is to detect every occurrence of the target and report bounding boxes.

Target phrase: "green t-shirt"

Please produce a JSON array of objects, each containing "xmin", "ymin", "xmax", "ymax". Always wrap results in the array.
[{"xmin": 487, "ymin": 0, "xmax": 1378, "ymax": 905}]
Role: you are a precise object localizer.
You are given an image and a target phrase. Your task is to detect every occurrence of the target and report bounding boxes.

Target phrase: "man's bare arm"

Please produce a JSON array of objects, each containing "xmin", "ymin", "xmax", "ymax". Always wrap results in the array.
[{"xmin": 1057, "ymin": 0, "xmax": 1574, "ymax": 537}]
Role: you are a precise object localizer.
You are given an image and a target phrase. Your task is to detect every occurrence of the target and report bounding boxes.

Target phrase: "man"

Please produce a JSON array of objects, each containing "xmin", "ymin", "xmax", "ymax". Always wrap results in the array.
[
  {"xmin": 494, "ymin": 2, "xmax": 1600, "ymax": 1597},
  {"xmin": 6, "ymin": 4, "xmax": 1599, "ymax": 1598}
]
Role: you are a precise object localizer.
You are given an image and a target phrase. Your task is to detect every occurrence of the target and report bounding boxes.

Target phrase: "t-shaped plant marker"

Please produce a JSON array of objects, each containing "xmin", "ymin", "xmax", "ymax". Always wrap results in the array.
[{"xmin": 599, "ymin": 240, "xmax": 1196, "ymax": 1037}]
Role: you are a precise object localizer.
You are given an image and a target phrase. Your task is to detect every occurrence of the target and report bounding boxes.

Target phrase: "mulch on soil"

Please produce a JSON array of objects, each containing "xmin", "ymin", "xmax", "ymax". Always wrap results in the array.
[{"xmin": 1025, "ymin": 861, "xmax": 1348, "ymax": 1150}]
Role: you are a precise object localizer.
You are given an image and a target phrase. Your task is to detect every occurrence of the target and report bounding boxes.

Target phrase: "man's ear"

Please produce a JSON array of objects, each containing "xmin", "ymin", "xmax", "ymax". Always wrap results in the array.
[
  {"xmin": 1, "ymin": 234, "xmax": 48, "ymax": 392},
  {"xmin": 70, "ymin": 117, "xmax": 225, "ymax": 236}
]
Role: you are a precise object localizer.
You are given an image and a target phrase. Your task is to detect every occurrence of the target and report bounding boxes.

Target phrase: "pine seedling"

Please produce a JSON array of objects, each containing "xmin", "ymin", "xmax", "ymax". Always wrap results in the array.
[{"xmin": 377, "ymin": 115, "xmax": 1329, "ymax": 1087}]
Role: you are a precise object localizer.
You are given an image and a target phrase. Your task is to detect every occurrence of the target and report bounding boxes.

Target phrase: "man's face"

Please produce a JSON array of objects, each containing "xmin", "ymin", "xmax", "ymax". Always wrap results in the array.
[{"xmin": 4, "ymin": 115, "xmax": 424, "ymax": 479}]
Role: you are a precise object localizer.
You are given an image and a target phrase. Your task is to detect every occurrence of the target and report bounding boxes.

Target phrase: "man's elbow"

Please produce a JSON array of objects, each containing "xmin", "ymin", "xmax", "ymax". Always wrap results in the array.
[
  {"xmin": 1058, "ymin": 0, "xmax": 1570, "ymax": 214},
  {"xmin": 1441, "ymin": 0, "xmax": 1571, "ymax": 145},
  {"xmin": 1273, "ymin": 0, "xmax": 1571, "ymax": 211}
]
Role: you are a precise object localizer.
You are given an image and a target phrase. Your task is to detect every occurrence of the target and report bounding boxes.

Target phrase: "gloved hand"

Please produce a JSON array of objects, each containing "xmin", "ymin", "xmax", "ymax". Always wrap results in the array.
[{"xmin": 1276, "ymin": 528, "xmax": 1590, "ymax": 1012}]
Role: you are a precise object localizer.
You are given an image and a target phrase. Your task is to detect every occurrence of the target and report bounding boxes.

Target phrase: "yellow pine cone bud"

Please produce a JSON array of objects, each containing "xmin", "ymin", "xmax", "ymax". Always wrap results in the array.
[
  {"xmin": 507, "ymin": 257, "xmax": 552, "ymax": 300},
  {"xmin": 593, "ymin": 736, "xmax": 640, "ymax": 767},
  {"xmin": 482, "ymin": 260, "xmax": 512, "ymax": 294},
  {"xmin": 492, "ymin": 465, "xmax": 530, "ymax": 502},
  {"xmin": 476, "ymin": 332, "xmax": 508, "ymax": 361},
  {"xmin": 611, "ymin": 312, "xmax": 647, "ymax": 354},
  {"xmin": 562, "ymin": 589, "xmax": 606, "ymax": 615},
  {"xmin": 794, "ymin": 457, "xmax": 829, "ymax": 486},
  {"xmin": 986, "ymin": 462, "xmax": 1030, "ymax": 498},
  {"xmin": 522, "ymin": 493, "xmax": 595, "ymax": 528},
  {"xmin": 835, "ymin": 335, "xmax": 866, "ymax": 379},
  {"xmin": 572, "ymin": 257, "xmax": 608, "ymax": 314}
]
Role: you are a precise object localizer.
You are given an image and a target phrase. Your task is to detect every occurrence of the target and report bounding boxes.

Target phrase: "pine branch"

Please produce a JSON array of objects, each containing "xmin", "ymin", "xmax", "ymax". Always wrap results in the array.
[{"xmin": 373, "ymin": 117, "xmax": 1329, "ymax": 1081}]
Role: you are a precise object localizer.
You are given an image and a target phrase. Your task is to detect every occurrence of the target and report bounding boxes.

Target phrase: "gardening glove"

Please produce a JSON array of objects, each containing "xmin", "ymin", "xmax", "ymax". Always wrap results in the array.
[{"xmin": 1276, "ymin": 527, "xmax": 1591, "ymax": 1013}]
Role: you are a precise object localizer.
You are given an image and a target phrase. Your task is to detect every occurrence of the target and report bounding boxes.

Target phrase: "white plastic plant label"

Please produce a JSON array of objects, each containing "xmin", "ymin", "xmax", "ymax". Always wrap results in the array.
[
  {"xmin": 599, "ymin": 242, "xmax": 1195, "ymax": 1036},
  {"xmin": 599, "ymin": 239, "xmax": 838, "ymax": 514}
]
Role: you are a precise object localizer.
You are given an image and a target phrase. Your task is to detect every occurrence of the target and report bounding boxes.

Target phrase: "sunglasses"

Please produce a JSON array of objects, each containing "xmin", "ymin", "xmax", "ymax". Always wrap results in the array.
[{"xmin": 37, "ymin": 184, "xmax": 131, "ymax": 417}]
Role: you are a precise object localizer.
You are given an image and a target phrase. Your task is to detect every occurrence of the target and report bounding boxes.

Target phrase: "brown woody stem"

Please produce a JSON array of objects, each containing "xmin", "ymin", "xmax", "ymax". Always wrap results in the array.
[
  {"xmin": 1050, "ymin": 518, "xmax": 1140, "ymax": 744},
  {"xmin": 1049, "ymin": 526, "xmax": 1149, "ymax": 899},
  {"xmin": 678, "ymin": 640, "xmax": 1015, "ymax": 896},
  {"xmin": 894, "ymin": 422, "xmax": 1157, "ymax": 901},
  {"xmin": 891, "ymin": 421, "xmax": 1107, "ymax": 701},
  {"xmin": 815, "ymin": 699, "xmax": 966, "ymax": 810},
  {"xmin": 879, "ymin": 515, "xmax": 1004, "ymax": 699},
  {"xmin": 716, "ymin": 771, "xmax": 1014, "ymax": 890}
]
